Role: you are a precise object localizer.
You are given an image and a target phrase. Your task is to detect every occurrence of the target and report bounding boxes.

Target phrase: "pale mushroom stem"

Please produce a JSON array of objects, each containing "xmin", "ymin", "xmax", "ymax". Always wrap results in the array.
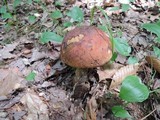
[{"xmin": 74, "ymin": 68, "xmax": 89, "ymax": 84}]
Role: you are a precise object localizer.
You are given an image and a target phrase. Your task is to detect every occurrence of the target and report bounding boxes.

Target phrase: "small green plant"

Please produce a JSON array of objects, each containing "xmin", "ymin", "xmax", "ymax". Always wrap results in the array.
[
  {"xmin": 95, "ymin": 7, "xmax": 132, "ymax": 59},
  {"xmin": 112, "ymin": 75, "xmax": 150, "ymax": 119},
  {"xmin": 127, "ymin": 56, "xmax": 138, "ymax": 64},
  {"xmin": 112, "ymin": 105, "xmax": 131, "ymax": 119},
  {"xmin": 66, "ymin": 6, "xmax": 84, "ymax": 23},
  {"xmin": 39, "ymin": 6, "xmax": 84, "ymax": 44},
  {"xmin": 0, "ymin": 5, "xmax": 12, "ymax": 19},
  {"xmin": 25, "ymin": 71, "xmax": 36, "ymax": 81},
  {"xmin": 109, "ymin": 0, "xmax": 135, "ymax": 12},
  {"xmin": 142, "ymin": 20, "xmax": 160, "ymax": 58},
  {"xmin": 50, "ymin": 10, "xmax": 63, "ymax": 19},
  {"xmin": 40, "ymin": 32, "xmax": 63, "ymax": 44},
  {"xmin": 113, "ymin": 38, "xmax": 131, "ymax": 56}
]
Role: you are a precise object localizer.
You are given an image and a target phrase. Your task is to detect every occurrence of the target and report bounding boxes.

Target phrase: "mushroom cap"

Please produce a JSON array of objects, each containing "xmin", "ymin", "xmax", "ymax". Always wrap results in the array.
[{"xmin": 60, "ymin": 26, "xmax": 112, "ymax": 68}]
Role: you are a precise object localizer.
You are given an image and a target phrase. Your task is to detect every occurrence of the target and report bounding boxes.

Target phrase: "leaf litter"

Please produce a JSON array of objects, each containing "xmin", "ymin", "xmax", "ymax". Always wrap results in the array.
[{"xmin": 0, "ymin": 0, "xmax": 160, "ymax": 120}]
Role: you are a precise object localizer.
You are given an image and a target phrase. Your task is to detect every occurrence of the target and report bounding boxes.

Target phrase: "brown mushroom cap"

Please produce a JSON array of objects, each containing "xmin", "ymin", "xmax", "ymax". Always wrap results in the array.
[{"xmin": 60, "ymin": 26, "xmax": 112, "ymax": 68}]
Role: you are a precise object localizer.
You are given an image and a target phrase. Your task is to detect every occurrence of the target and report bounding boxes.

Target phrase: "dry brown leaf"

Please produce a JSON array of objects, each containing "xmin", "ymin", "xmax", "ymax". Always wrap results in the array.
[
  {"xmin": 146, "ymin": 56, "xmax": 160, "ymax": 73},
  {"xmin": 97, "ymin": 63, "xmax": 123, "ymax": 81},
  {"xmin": 0, "ymin": 68, "xmax": 23, "ymax": 96},
  {"xmin": 109, "ymin": 63, "xmax": 140, "ymax": 90},
  {"xmin": 86, "ymin": 97, "xmax": 97, "ymax": 120},
  {"xmin": 20, "ymin": 89, "xmax": 49, "ymax": 120},
  {"xmin": 0, "ymin": 43, "xmax": 18, "ymax": 59}
]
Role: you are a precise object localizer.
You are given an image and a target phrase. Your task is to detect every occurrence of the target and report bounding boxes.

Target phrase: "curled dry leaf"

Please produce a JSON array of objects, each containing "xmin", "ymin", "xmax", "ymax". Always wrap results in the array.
[
  {"xmin": 109, "ymin": 63, "xmax": 140, "ymax": 90},
  {"xmin": 20, "ymin": 89, "xmax": 49, "ymax": 120},
  {"xmin": 97, "ymin": 63, "xmax": 123, "ymax": 81},
  {"xmin": 0, "ymin": 68, "xmax": 23, "ymax": 96},
  {"xmin": 86, "ymin": 97, "xmax": 97, "ymax": 120},
  {"xmin": 146, "ymin": 56, "xmax": 160, "ymax": 73}
]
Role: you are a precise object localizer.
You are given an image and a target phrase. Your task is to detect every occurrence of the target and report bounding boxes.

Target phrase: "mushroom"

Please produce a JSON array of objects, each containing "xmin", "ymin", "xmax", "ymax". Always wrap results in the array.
[{"xmin": 60, "ymin": 26, "xmax": 112, "ymax": 84}]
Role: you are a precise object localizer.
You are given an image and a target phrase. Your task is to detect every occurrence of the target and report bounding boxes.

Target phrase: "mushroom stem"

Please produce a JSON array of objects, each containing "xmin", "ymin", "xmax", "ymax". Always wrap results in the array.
[{"xmin": 74, "ymin": 68, "xmax": 88, "ymax": 84}]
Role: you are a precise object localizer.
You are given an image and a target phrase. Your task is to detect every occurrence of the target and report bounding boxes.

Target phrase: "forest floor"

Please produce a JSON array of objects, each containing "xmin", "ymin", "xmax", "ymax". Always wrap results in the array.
[{"xmin": 0, "ymin": 0, "xmax": 160, "ymax": 120}]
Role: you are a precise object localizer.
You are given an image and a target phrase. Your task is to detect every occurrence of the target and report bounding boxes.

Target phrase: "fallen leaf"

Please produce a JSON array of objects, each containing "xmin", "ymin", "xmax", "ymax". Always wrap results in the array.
[
  {"xmin": 86, "ymin": 97, "xmax": 97, "ymax": 120},
  {"xmin": 97, "ymin": 63, "xmax": 123, "ymax": 81},
  {"xmin": 109, "ymin": 63, "xmax": 140, "ymax": 90},
  {"xmin": 0, "ymin": 68, "xmax": 23, "ymax": 96},
  {"xmin": 146, "ymin": 56, "xmax": 160, "ymax": 73},
  {"xmin": 23, "ymin": 49, "xmax": 31, "ymax": 55},
  {"xmin": 30, "ymin": 49, "xmax": 47, "ymax": 62},
  {"xmin": 20, "ymin": 89, "xmax": 49, "ymax": 120},
  {"xmin": 0, "ymin": 43, "xmax": 18, "ymax": 59}
]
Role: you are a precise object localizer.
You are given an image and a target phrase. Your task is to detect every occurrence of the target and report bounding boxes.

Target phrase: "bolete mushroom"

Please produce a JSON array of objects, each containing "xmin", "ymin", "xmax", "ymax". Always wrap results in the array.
[{"xmin": 60, "ymin": 26, "xmax": 112, "ymax": 83}]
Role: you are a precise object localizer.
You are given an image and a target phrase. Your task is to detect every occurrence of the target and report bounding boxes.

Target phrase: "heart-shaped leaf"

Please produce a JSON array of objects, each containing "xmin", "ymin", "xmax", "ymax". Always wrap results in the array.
[
  {"xmin": 120, "ymin": 75, "xmax": 149, "ymax": 102},
  {"xmin": 153, "ymin": 46, "xmax": 160, "ymax": 58},
  {"xmin": 112, "ymin": 106, "xmax": 131, "ymax": 118},
  {"xmin": 113, "ymin": 38, "xmax": 131, "ymax": 56},
  {"xmin": 50, "ymin": 10, "xmax": 63, "ymax": 19},
  {"xmin": 40, "ymin": 32, "xmax": 63, "ymax": 44},
  {"xmin": 25, "ymin": 71, "xmax": 36, "ymax": 81},
  {"xmin": 127, "ymin": 56, "xmax": 138, "ymax": 64},
  {"xmin": 142, "ymin": 23, "xmax": 160, "ymax": 38},
  {"xmin": 67, "ymin": 6, "xmax": 84, "ymax": 22}
]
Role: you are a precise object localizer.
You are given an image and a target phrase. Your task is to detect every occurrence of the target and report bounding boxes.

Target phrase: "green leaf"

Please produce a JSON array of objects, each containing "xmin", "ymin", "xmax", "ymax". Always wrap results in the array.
[
  {"xmin": 67, "ymin": 6, "xmax": 84, "ymax": 22},
  {"xmin": 25, "ymin": 71, "xmax": 36, "ymax": 81},
  {"xmin": 121, "ymin": 4, "xmax": 130, "ymax": 12},
  {"xmin": 111, "ymin": 52, "xmax": 118, "ymax": 61},
  {"xmin": 113, "ymin": 38, "xmax": 131, "ymax": 56},
  {"xmin": 27, "ymin": 0, "xmax": 32, "ymax": 4},
  {"xmin": 127, "ymin": 56, "xmax": 138, "ymax": 64},
  {"xmin": 120, "ymin": 75, "xmax": 150, "ymax": 102},
  {"xmin": 51, "ymin": 10, "xmax": 63, "ymax": 19},
  {"xmin": 112, "ymin": 106, "xmax": 131, "ymax": 118},
  {"xmin": 28, "ymin": 15, "xmax": 36, "ymax": 24},
  {"xmin": 63, "ymin": 22, "xmax": 72, "ymax": 27},
  {"xmin": 154, "ymin": 37, "xmax": 160, "ymax": 43},
  {"xmin": 55, "ymin": 1, "xmax": 62, "ymax": 6},
  {"xmin": 40, "ymin": 32, "xmax": 63, "ymax": 44},
  {"xmin": 98, "ymin": 25, "xmax": 109, "ymax": 33},
  {"xmin": 33, "ymin": 0, "xmax": 41, "ymax": 2},
  {"xmin": 142, "ymin": 23, "xmax": 160, "ymax": 38},
  {"xmin": 13, "ymin": 0, "xmax": 21, "ymax": 7},
  {"xmin": 153, "ymin": 46, "xmax": 160, "ymax": 58},
  {"xmin": 109, "ymin": 6, "xmax": 120, "ymax": 11},
  {"xmin": 2, "ymin": 13, "xmax": 12, "ymax": 19},
  {"xmin": 0, "ymin": 6, "xmax": 6, "ymax": 13}
]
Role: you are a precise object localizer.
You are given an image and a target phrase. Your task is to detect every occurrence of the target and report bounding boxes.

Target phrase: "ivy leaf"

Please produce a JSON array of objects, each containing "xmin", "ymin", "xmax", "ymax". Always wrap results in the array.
[
  {"xmin": 120, "ymin": 75, "xmax": 150, "ymax": 102},
  {"xmin": 28, "ymin": 15, "xmax": 36, "ymax": 24},
  {"xmin": 13, "ymin": 0, "xmax": 21, "ymax": 7},
  {"xmin": 25, "ymin": 71, "xmax": 36, "ymax": 81},
  {"xmin": 154, "ymin": 37, "xmax": 160, "ymax": 43},
  {"xmin": 2, "ymin": 13, "xmax": 12, "ymax": 19},
  {"xmin": 142, "ymin": 23, "xmax": 160, "ymax": 38},
  {"xmin": 112, "ymin": 106, "xmax": 131, "ymax": 119},
  {"xmin": 121, "ymin": 4, "xmax": 130, "ymax": 12},
  {"xmin": 63, "ymin": 22, "xmax": 72, "ymax": 27},
  {"xmin": 67, "ymin": 6, "xmax": 84, "ymax": 22},
  {"xmin": 40, "ymin": 32, "xmax": 63, "ymax": 44},
  {"xmin": 50, "ymin": 10, "xmax": 63, "ymax": 19},
  {"xmin": 0, "ymin": 6, "xmax": 6, "ymax": 14},
  {"xmin": 109, "ymin": 6, "xmax": 120, "ymax": 11},
  {"xmin": 127, "ymin": 56, "xmax": 138, "ymax": 64},
  {"xmin": 153, "ymin": 46, "xmax": 160, "ymax": 58},
  {"xmin": 113, "ymin": 38, "xmax": 131, "ymax": 56}
]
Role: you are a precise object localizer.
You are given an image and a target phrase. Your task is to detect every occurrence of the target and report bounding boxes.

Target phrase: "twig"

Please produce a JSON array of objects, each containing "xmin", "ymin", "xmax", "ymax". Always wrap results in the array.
[{"xmin": 140, "ymin": 108, "xmax": 157, "ymax": 120}]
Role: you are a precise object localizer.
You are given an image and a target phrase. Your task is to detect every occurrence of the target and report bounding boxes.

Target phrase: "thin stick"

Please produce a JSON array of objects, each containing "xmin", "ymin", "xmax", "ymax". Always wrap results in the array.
[{"xmin": 140, "ymin": 108, "xmax": 157, "ymax": 120}]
